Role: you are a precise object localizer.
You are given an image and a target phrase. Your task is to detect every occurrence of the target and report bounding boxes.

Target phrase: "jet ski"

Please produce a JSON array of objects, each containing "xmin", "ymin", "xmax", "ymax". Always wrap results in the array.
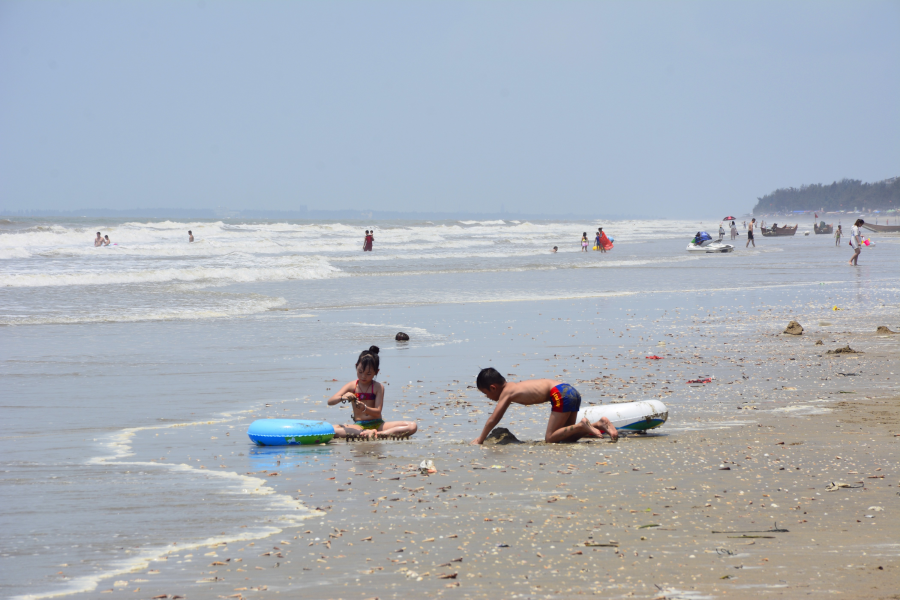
[{"xmin": 686, "ymin": 231, "xmax": 734, "ymax": 253}]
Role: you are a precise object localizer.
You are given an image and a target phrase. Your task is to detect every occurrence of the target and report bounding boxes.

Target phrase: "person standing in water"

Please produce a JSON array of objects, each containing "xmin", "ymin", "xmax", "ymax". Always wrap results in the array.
[
  {"xmin": 363, "ymin": 230, "xmax": 374, "ymax": 251},
  {"xmin": 188, "ymin": 230, "xmax": 194, "ymax": 242},
  {"xmin": 103, "ymin": 235, "xmax": 111, "ymax": 246},
  {"xmin": 94, "ymin": 232, "xmax": 103, "ymax": 247},
  {"xmin": 745, "ymin": 218, "xmax": 756, "ymax": 248},
  {"xmin": 730, "ymin": 221, "xmax": 737, "ymax": 240},
  {"xmin": 834, "ymin": 225, "xmax": 842, "ymax": 247},
  {"xmin": 598, "ymin": 228, "xmax": 611, "ymax": 253},
  {"xmin": 718, "ymin": 224, "xmax": 725, "ymax": 240},
  {"xmin": 581, "ymin": 232, "xmax": 589, "ymax": 252},
  {"xmin": 849, "ymin": 219, "xmax": 864, "ymax": 266}
]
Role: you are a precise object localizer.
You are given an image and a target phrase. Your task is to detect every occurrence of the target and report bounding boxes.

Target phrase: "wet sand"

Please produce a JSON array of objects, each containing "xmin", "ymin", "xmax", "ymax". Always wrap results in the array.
[{"xmin": 97, "ymin": 318, "xmax": 899, "ymax": 600}]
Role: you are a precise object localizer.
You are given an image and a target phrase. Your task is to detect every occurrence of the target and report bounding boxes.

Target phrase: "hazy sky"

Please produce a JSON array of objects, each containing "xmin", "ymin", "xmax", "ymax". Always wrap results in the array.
[{"xmin": 1, "ymin": 1, "xmax": 898, "ymax": 216}]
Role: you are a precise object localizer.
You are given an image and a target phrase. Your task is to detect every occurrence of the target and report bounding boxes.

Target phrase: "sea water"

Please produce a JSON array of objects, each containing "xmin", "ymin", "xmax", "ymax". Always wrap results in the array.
[{"xmin": 1, "ymin": 217, "xmax": 898, "ymax": 598}]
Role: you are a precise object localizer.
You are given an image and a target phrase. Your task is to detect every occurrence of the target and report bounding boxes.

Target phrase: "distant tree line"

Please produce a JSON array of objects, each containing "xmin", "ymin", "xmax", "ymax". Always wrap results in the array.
[{"xmin": 752, "ymin": 177, "xmax": 899, "ymax": 214}]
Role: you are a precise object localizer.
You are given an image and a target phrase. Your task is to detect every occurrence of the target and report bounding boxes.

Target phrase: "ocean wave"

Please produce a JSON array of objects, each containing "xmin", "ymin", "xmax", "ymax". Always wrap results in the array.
[
  {"xmin": 0, "ymin": 295, "xmax": 287, "ymax": 325},
  {"xmin": 12, "ymin": 414, "xmax": 318, "ymax": 600},
  {"xmin": 0, "ymin": 247, "xmax": 31, "ymax": 259},
  {"xmin": 0, "ymin": 256, "xmax": 340, "ymax": 288}
]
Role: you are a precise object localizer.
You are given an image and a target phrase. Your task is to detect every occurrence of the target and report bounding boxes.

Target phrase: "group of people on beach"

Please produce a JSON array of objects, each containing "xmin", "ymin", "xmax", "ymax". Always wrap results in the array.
[
  {"xmin": 742, "ymin": 217, "xmax": 867, "ymax": 264},
  {"xmin": 575, "ymin": 227, "xmax": 613, "ymax": 253},
  {"xmin": 326, "ymin": 346, "xmax": 617, "ymax": 444}
]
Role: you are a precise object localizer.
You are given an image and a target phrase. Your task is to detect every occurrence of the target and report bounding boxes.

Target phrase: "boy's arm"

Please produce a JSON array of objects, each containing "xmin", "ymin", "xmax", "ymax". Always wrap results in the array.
[{"xmin": 471, "ymin": 397, "xmax": 512, "ymax": 445}]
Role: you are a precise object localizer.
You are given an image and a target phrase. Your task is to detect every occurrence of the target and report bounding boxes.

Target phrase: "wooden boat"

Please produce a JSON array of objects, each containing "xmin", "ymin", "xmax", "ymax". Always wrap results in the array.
[
  {"xmin": 861, "ymin": 223, "xmax": 900, "ymax": 233},
  {"xmin": 760, "ymin": 224, "xmax": 798, "ymax": 237},
  {"xmin": 813, "ymin": 222, "xmax": 833, "ymax": 234}
]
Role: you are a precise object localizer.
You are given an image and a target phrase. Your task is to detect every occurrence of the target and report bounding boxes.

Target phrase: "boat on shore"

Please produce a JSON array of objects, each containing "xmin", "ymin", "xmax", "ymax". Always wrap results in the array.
[
  {"xmin": 813, "ymin": 222, "xmax": 833, "ymax": 234},
  {"xmin": 861, "ymin": 223, "xmax": 900, "ymax": 233},
  {"xmin": 761, "ymin": 224, "xmax": 798, "ymax": 237}
]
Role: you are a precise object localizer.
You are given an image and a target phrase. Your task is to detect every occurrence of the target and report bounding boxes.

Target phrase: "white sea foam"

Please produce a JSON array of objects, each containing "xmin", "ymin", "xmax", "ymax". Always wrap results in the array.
[
  {"xmin": 13, "ymin": 414, "xmax": 321, "ymax": 600},
  {"xmin": 0, "ymin": 295, "xmax": 286, "ymax": 326},
  {"xmin": 0, "ymin": 256, "xmax": 339, "ymax": 288}
]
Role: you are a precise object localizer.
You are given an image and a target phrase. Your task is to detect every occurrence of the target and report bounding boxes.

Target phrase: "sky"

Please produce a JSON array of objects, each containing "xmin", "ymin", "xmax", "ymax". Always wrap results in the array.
[{"xmin": 1, "ymin": 1, "xmax": 898, "ymax": 217}]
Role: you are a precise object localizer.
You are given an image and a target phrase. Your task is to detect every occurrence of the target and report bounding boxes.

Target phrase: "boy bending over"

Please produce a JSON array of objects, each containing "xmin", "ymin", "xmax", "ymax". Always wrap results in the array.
[{"xmin": 471, "ymin": 368, "xmax": 617, "ymax": 445}]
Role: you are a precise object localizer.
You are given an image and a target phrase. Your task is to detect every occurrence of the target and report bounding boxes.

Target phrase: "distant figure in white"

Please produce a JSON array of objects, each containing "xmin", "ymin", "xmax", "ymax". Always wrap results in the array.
[
  {"xmin": 188, "ymin": 230, "xmax": 194, "ymax": 242},
  {"xmin": 718, "ymin": 224, "xmax": 725, "ymax": 240},
  {"xmin": 849, "ymin": 219, "xmax": 863, "ymax": 266},
  {"xmin": 730, "ymin": 221, "xmax": 737, "ymax": 240},
  {"xmin": 94, "ymin": 232, "xmax": 103, "ymax": 247}
]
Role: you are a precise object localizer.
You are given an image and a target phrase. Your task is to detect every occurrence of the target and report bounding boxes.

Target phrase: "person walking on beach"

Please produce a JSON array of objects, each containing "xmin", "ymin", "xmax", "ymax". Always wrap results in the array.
[
  {"xmin": 730, "ymin": 221, "xmax": 737, "ymax": 240},
  {"xmin": 581, "ymin": 232, "xmax": 589, "ymax": 252},
  {"xmin": 718, "ymin": 224, "xmax": 725, "ymax": 240},
  {"xmin": 849, "ymin": 219, "xmax": 864, "ymax": 266},
  {"xmin": 471, "ymin": 368, "xmax": 617, "ymax": 444},
  {"xmin": 834, "ymin": 225, "xmax": 842, "ymax": 247},
  {"xmin": 94, "ymin": 232, "xmax": 103, "ymax": 247},
  {"xmin": 745, "ymin": 218, "xmax": 756, "ymax": 248},
  {"xmin": 188, "ymin": 230, "xmax": 194, "ymax": 242}
]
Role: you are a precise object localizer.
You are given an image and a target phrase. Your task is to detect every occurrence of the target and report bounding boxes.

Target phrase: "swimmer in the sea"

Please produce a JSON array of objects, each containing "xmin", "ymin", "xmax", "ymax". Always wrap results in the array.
[
  {"xmin": 188, "ymin": 230, "xmax": 194, "ymax": 242},
  {"xmin": 94, "ymin": 232, "xmax": 103, "ymax": 247},
  {"xmin": 471, "ymin": 368, "xmax": 617, "ymax": 444},
  {"xmin": 103, "ymin": 235, "xmax": 111, "ymax": 246}
]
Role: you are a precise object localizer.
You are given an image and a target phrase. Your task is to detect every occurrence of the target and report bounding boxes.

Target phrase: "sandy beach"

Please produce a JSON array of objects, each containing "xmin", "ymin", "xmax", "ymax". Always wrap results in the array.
[{"xmin": 81, "ymin": 302, "xmax": 899, "ymax": 600}]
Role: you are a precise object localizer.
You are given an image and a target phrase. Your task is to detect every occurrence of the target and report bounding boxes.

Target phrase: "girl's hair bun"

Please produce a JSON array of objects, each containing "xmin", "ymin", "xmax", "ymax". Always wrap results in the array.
[{"xmin": 357, "ymin": 346, "xmax": 381, "ymax": 371}]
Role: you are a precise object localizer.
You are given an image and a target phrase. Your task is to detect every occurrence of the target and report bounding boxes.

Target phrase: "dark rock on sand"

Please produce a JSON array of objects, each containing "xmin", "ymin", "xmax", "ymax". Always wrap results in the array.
[
  {"xmin": 815, "ymin": 340, "xmax": 824, "ymax": 346},
  {"xmin": 783, "ymin": 321, "xmax": 803, "ymax": 335},
  {"xmin": 483, "ymin": 427, "xmax": 522, "ymax": 445},
  {"xmin": 826, "ymin": 344, "xmax": 863, "ymax": 355},
  {"xmin": 395, "ymin": 332, "xmax": 410, "ymax": 341},
  {"xmin": 876, "ymin": 326, "xmax": 898, "ymax": 334}
]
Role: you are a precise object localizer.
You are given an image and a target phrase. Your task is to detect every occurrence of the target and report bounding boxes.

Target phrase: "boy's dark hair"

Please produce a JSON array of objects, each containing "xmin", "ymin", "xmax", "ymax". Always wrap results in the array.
[
  {"xmin": 854, "ymin": 219, "xmax": 864, "ymax": 226},
  {"xmin": 356, "ymin": 345, "xmax": 380, "ymax": 372},
  {"xmin": 476, "ymin": 367, "xmax": 506, "ymax": 390}
]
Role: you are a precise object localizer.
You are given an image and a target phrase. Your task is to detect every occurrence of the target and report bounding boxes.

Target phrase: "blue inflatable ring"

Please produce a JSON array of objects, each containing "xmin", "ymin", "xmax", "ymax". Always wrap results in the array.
[{"xmin": 247, "ymin": 419, "xmax": 335, "ymax": 446}]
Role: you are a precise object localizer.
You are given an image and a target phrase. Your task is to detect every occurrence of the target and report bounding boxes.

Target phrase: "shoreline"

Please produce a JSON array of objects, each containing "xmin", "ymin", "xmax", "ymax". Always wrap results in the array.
[{"xmin": 81, "ymin": 320, "xmax": 899, "ymax": 600}]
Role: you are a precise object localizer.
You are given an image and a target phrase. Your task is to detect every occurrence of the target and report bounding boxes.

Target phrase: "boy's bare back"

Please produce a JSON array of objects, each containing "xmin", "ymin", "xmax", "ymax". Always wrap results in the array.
[{"xmin": 498, "ymin": 379, "xmax": 558, "ymax": 405}]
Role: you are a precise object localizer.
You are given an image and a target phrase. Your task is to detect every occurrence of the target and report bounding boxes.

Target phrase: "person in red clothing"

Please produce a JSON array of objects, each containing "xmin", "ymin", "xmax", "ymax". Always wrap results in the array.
[{"xmin": 363, "ymin": 229, "xmax": 374, "ymax": 251}]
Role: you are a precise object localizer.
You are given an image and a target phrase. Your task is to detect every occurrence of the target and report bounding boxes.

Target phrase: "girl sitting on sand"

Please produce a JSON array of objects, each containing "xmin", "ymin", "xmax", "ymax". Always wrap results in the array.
[{"xmin": 327, "ymin": 346, "xmax": 417, "ymax": 439}]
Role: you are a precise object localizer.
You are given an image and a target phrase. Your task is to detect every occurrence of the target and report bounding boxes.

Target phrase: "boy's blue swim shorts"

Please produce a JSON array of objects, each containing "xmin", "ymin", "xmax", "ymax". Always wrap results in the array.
[{"xmin": 549, "ymin": 383, "xmax": 582, "ymax": 413}]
